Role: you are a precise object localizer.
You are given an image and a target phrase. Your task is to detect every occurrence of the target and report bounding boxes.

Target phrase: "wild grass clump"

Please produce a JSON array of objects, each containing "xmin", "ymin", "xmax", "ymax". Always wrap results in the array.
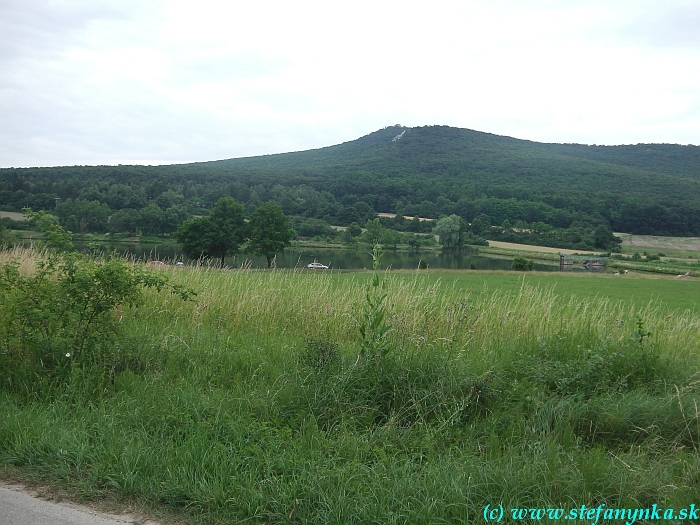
[
  {"xmin": 1, "ymin": 248, "xmax": 699, "ymax": 524},
  {"xmin": 292, "ymin": 344, "xmax": 488, "ymax": 431},
  {"xmin": 0, "ymin": 244, "xmax": 47, "ymax": 274},
  {"xmin": 298, "ymin": 338, "xmax": 339, "ymax": 371}
]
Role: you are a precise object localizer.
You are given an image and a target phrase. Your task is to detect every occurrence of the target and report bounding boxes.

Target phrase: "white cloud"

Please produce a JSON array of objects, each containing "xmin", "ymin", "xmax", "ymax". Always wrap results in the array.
[{"xmin": 1, "ymin": 0, "xmax": 699, "ymax": 167}]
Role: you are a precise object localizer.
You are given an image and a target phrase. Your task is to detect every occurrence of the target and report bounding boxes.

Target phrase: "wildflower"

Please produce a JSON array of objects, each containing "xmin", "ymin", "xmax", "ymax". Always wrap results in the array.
[{"xmin": 65, "ymin": 353, "xmax": 70, "ymax": 357}]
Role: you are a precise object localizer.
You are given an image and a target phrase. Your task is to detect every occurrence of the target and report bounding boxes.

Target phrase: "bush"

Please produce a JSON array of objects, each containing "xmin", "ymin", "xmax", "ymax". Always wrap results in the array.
[
  {"xmin": 511, "ymin": 256, "xmax": 534, "ymax": 271},
  {"xmin": 0, "ymin": 252, "xmax": 193, "ymax": 394}
]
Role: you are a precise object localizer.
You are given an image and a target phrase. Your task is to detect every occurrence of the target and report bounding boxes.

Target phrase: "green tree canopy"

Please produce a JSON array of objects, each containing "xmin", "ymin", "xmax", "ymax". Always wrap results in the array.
[
  {"xmin": 138, "ymin": 203, "xmax": 166, "ymax": 236},
  {"xmin": 346, "ymin": 222, "xmax": 362, "ymax": 238},
  {"xmin": 247, "ymin": 202, "xmax": 295, "ymax": 268},
  {"xmin": 594, "ymin": 224, "xmax": 622, "ymax": 251},
  {"xmin": 176, "ymin": 197, "xmax": 246, "ymax": 265},
  {"xmin": 108, "ymin": 208, "xmax": 141, "ymax": 235},
  {"xmin": 54, "ymin": 198, "xmax": 111, "ymax": 234},
  {"xmin": 363, "ymin": 218, "xmax": 385, "ymax": 244},
  {"xmin": 23, "ymin": 209, "xmax": 74, "ymax": 252},
  {"xmin": 434, "ymin": 215, "xmax": 461, "ymax": 249},
  {"xmin": 470, "ymin": 214, "xmax": 491, "ymax": 236}
]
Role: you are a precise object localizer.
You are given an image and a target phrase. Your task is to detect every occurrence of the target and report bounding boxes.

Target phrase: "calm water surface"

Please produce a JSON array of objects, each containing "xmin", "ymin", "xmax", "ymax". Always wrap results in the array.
[{"xmin": 77, "ymin": 243, "xmax": 571, "ymax": 272}]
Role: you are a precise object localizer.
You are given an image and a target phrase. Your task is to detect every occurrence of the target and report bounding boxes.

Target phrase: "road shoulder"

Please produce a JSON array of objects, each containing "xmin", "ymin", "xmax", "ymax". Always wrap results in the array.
[{"xmin": 0, "ymin": 481, "xmax": 166, "ymax": 525}]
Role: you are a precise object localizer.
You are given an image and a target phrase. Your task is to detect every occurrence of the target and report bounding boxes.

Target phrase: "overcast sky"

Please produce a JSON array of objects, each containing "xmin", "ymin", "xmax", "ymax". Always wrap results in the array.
[{"xmin": 1, "ymin": 0, "xmax": 699, "ymax": 168}]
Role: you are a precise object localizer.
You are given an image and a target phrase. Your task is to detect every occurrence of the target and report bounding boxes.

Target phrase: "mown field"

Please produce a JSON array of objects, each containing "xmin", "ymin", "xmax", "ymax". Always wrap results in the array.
[
  {"xmin": 400, "ymin": 271, "xmax": 700, "ymax": 313},
  {"xmin": 616, "ymin": 232, "xmax": 700, "ymax": 262},
  {"xmin": 1, "ymin": 248, "xmax": 699, "ymax": 524}
]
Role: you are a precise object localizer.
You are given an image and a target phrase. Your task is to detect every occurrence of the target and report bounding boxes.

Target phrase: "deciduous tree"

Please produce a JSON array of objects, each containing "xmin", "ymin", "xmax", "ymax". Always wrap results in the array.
[
  {"xmin": 434, "ymin": 215, "xmax": 461, "ymax": 249},
  {"xmin": 176, "ymin": 197, "xmax": 246, "ymax": 265},
  {"xmin": 247, "ymin": 202, "xmax": 295, "ymax": 268}
]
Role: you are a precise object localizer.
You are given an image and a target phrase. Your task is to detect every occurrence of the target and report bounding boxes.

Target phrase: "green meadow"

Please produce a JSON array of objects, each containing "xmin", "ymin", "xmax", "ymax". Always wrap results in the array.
[
  {"xmin": 397, "ymin": 271, "xmax": 700, "ymax": 313},
  {"xmin": 1, "ymin": 248, "xmax": 699, "ymax": 524}
]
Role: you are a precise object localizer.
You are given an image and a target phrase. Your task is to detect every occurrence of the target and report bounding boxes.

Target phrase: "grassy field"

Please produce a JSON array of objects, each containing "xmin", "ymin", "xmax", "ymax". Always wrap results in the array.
[
  {"xmin": 400, "ymin": 270, "xmax": 700, "ymax": 313},
  {"xmin": 0, "ymin": 211, "xmax": 26, "ymax": 221},
  {"xmin": 1, "ymin": 248, "xmax": 699, "ymax": 524},
  {"xmin": 481, "ymin": 238, "xmax": 700, "ymax": 278},
  {"xmin": 484, "ymin": 240, "xmax": 598, "ymax": 255},
  {"xmin": 616, "ymin": 232, "xmax": 700, "ymax": 260}
]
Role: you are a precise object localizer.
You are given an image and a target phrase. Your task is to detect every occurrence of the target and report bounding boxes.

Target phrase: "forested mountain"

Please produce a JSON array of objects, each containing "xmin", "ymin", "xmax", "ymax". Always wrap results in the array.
[{"xmin": 1, "ymin": 125, "xmax": 699, "ymax": 236}]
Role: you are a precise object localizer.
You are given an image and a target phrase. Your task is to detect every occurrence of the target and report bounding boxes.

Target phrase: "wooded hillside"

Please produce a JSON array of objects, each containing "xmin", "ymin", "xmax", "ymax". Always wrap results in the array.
[{"xmin": 1, "ymin": 125, "xmax": 699, "ymax": 236}]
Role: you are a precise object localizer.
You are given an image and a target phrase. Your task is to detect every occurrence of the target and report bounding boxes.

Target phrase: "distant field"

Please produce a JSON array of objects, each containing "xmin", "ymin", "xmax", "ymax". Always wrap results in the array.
[
  {"xmin": 485, "ymin": 235, "xmax": 700, "ymax": 267},
  {"xmin": 442, "ymin": 271, "xmax": 700, "ymax": 312},
  {"xmin": 616, "ymin": 233, "xmax": 700, "ymax": 251},
  {"xmin": 377, "ymin": 212, "xmax": 433, "ymax": 221},
  {"xmin": 333, "ymin": 270, "xmax": 700, "ymax": 313},
  {"xmin": 0, "ymin": 211, "xmax": 26, "ymax": 221},
  {"xmin": 485, "ymin": 240, "xmax": 597, "ymax": 255}
]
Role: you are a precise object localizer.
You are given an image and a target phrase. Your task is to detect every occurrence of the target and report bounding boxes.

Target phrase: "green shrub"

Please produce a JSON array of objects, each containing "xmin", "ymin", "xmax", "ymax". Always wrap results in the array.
[
  {"xmin": 511, "ymin": 256, "xmax": 534, "ymax": 271},
  {"xmin": 0, "ymin": 252, "xmax": 193, "ymax": 394}
]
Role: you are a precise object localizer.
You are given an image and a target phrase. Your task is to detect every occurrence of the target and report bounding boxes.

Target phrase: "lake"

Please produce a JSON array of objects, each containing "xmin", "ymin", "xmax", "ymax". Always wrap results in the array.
[{"xmin": 72, "ymin": 243, "xmax": 575, "ymax": 272}]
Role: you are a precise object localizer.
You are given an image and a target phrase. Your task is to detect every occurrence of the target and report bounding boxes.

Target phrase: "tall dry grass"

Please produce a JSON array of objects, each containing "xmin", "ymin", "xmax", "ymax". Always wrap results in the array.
[
  {"xmin": 4, "ymin": 248, "xmax": 698, "ymax": 362},
  {"xmin": 139, "ymin": 265, "xmax": 700, "ymax": 364},
  {"xmin": 0, "ymin": 245, "xmax": 48, "ymax": 274}
]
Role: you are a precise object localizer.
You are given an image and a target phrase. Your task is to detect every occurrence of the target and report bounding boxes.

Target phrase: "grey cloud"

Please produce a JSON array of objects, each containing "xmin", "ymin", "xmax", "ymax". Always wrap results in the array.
[
  {"xmin": 0, "ymin": 1, "xmax": 138, "ymax": 60},
  {"xmin": 614, "ymin": 3, "xmax": 700, "ymax": 49}
]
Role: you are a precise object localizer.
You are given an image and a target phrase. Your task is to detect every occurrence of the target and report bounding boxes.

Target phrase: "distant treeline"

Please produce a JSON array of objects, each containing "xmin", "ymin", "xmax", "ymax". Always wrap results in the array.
[{"xmin": 1, "ymin": 125, "xmax": 699, "ymax": 239}]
